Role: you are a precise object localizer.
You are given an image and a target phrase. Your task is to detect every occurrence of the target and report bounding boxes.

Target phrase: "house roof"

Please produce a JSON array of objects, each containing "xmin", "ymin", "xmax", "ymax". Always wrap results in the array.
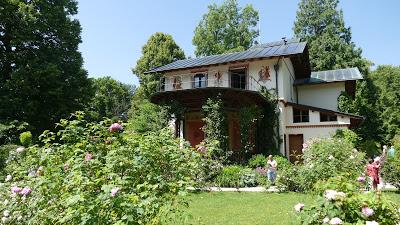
[
  {"xmin": 293, "ymin": 67, "xmax": 363, "ymax": 86},
  {"xmin": 145, "ymin": 38, "xmax": 308, "ymax": 74},
  {"xmin": 282, "ymin": 100, "xmax": 364, "ymax": 120}
]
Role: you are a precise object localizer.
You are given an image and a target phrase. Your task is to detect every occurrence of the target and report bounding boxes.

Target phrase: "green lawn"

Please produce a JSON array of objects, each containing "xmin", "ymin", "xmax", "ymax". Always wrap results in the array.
[{"xmin": 164, "ymin": 191, "xmax": 400, "ymax": 225}]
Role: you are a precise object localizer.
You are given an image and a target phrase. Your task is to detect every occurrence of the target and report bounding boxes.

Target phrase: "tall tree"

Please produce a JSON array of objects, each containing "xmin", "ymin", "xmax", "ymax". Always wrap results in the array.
[
  {"xmin": 0, "ymin": 0, "xmax": 92, "ymax": 134},
  {"xmin": 133, "ymin": 32, "xmax": 185, "ymax": 98},
  {"xmin": 293, "ymin": 0, "xmax": 368, "ymax": 73},
  {"xmin": 193, "ymin": 0, "xmax": 259, "ymax": 57},
  {"xmin": 88, "ymin": 77, "xmax": 135, "ymax": 121},
  {"xmin": 369, "ymin": 65, "xmax": 400, "ymax": 141}
]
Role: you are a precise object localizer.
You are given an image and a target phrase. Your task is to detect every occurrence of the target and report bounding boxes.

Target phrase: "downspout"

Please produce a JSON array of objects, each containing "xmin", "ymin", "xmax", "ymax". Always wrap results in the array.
[{"xmin": 274, "ymin": 60, "xmax": 281, "ymax": 154}]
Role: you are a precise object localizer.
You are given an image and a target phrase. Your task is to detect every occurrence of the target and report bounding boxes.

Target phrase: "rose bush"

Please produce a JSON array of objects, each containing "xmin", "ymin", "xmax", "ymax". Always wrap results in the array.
[
  {"xmin": 277, "ymin": 138, "xmax": 365, "ymax": 192},
  {"xmin": 0, "ymin": 112, "xmax": 199, "ymax": 224},
  {"xmin": 296, "ymin": 177, "xmax": 400, "ymax": 224}
]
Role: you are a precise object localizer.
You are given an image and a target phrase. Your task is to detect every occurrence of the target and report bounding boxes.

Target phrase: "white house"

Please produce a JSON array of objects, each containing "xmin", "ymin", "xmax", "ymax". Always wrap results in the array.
[{"xmin": 146, "ymin": 39, "xmax": 363, "ymax": 162}]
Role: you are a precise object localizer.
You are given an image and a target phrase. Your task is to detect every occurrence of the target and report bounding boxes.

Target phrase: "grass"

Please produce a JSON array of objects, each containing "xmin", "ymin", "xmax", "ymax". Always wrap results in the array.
[{"xmin": 164, "ymin": 191, "xmax": 400, "ymax": 225}]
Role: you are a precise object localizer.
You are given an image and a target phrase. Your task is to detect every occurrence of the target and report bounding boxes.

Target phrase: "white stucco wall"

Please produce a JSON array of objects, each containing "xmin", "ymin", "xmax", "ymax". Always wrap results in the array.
[
  {"xmin": 282, "ymin": 105, "xmax": 351, "ymax": 156},
  {"xmin": 297, "ymin": 82, "xmax": 345, "ymax": 111}
]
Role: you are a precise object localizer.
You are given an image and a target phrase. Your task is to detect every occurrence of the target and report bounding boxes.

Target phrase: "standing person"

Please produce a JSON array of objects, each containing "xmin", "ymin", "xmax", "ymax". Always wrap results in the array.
[
  {"xmin": 267, "ymin": 155, "xmax": 278, "ymax": 185},
  {"xmin": 365, "ymin": 147, "xmax": 387, "ymax": 190},
  {"xmin": 388, "ymin": 144, "xmax": 395, "ymax": 158}
]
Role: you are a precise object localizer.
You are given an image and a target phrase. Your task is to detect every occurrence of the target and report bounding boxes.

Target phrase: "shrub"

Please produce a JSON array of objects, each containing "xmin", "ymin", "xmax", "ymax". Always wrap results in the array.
[
  {"xmin": 215, "ymin": 165, "xmax": 258, "ymax": 188},
  {"xmin": 278, "ymin": 138, "xmax": 365, "ymax": 192},
  {"xmin": 248, "ymin": 154, "xmax": 266, "ymax": 168},
  {"xmin": 19, "ymin": 131, "xmax": 32, "ymax": 146},
  {"xmin": 333, "ymin": 129, "xmax": 359, "ymax": 147},
  {"xmin": 359, "ymin": 139, "xmax": 381, "ymax": 158},
  {"xmin": 392, "ymin": 132, "xmax": 400, "ymax": 149},
  {"xmin": 381, "ymin": 151, "xmax": 400, "ymax": 189},
  {"xmin": 0, "ymin": 121, "xmax": 29, "ymax": 145},
  {"xmin": 296, "ymin": 178, "xmax": 400, "ymax": 224},
  {"xmin": 0, "ymin": 112, "xmax": 199, "ymax": 224}
]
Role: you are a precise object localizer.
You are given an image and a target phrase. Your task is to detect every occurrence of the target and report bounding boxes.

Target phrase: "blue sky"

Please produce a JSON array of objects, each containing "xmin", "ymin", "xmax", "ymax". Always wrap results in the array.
[{"xmin": 76, "ymin": 1, "xmax": 400, "ymax": 85}]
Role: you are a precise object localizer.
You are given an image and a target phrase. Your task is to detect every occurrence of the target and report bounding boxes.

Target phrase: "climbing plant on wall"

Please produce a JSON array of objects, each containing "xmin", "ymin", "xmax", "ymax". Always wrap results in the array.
[
  {"xmin": 202, "ymin": 95, "xmax": 229, "ymax": 159},
  {"xmin": 238, "ymin": 105, "xmax": 262, "ymax": 163},
  {"xmin": 256, "ymin": 87, "xmax": 279, "ymax": 155}
]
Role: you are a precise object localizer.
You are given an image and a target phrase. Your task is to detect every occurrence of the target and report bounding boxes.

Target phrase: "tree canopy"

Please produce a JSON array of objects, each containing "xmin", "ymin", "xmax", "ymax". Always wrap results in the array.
[
  {"xmin": 293, "ymin": 0, "xmax": 369, "ymax": 73},
  {"xmin": 88, "ymin": 77, "xmax": 135, "ymax": 121},
  {"xmin": 0, "ymin": 0, "xmax": 92, "ymax": 134},
  {"xmin": 133, "ymin": 32, "xmax": 185, "ymax": 98},
  {"xmin": 192, "ymin": 0, "xmax": 259, "ymax": 57}
]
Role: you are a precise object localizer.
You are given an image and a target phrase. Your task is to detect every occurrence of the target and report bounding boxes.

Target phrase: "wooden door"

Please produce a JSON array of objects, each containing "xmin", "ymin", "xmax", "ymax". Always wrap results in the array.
[
  {"xmin": 186, "ymin": 120, "xmax": 205, "ymax": 147},
  {"xmin": 289, "ymin": 134, "xmax": 303, "ymax": 163}
]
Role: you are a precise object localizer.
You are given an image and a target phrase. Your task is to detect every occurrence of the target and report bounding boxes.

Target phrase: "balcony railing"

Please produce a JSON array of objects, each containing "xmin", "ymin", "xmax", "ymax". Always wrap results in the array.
[{"xmin": 156, "ymin": 76, "xmax": 263, "ymax": 93}]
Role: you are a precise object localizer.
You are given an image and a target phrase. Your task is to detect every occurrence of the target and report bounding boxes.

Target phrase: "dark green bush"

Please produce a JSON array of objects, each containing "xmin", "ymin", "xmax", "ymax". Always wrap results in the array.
[{"xmin": 19, "ymin": 131, "xmax": 32, "ymax": 146}]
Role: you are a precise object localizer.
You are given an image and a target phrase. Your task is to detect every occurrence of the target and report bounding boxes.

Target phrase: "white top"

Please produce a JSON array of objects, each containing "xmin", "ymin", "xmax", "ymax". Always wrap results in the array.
[{"xmin": 267, "ymin": 160, "xmax": 277, "ymax": 172}]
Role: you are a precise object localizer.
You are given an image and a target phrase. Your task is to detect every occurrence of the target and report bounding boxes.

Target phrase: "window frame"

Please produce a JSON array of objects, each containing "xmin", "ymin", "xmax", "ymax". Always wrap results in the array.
[
  {"xmin": 192, "ymin": 73, "xmax": 207, "ymax": 88},
  {"xmin": 320, "ymin": 113, "xmax": 338, "ymax": 122},
  {"xmin": 293, "ymin": 108, "xmax": 310, "ymax": 123}
]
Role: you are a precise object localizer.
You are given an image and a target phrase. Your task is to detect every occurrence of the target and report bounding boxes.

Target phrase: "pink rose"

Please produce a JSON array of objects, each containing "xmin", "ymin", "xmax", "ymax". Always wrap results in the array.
[
  {"xmin": 20, "ymin": 187, "xmax": 32, "ymax": 196},
  {"xmin": 85, "ymin": 153, "xmax": 93, "ymax": 161},
  {"xmin": 16, "ymin": 147, "xmax": 25, "ymax": 153},
  {"xmin": 111, "ymin": 187, "xmax": 120, "ymax": 197},
  {"xmin": 108, "ymin": 123, "xmax": 123, "ymax": 133},
  {"xmin": 11, "ymin": 186, "xmax": 22, "ymax": 194}
]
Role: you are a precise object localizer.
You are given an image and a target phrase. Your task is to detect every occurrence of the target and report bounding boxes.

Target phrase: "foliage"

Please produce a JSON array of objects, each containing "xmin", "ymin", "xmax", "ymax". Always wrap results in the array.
[
  {"xmin": 369, "ymin": 65, "xmax": 400, "ymax": 142},
  {"xmin": 337, "ymin": 91, "xmax": 355, "ymax": 113},
  {"xmin": 202, "ymin": 95, "xmax": 229, "ymax": 160},
  {"xmin": 0, "ymin": 112, "xmax": 199, "ymax": 224},
  {"xmin": 393, "ymin": 132, "xmax": 400, "ymax": 149},
  {"xmin": 248, "ymin": 154, "xmax": 267, "ymax": 168},
  {"xmin": 0, "ymin": 144, "xmax": 16, "ymax": 180},
  {"xmin": 192, "ymin": 141, "xmax": 224, "ymax": 187},
  {"xmin": 128, "ymin": 99, "xmax": 171, "ymax": 134},
  {"xmin": 358, "ymin": 140, "xmax": 381, "ymax": 159},
  {"xmin": 215, "ymin": 165, "xmax": 257, "ymax": 188},
  {"xmin": 192, "ymin": 0, "xmax": 259, "ymax": 57},
  {"xmin": 293, "ymin": 0, "xmax": 369, "ymax": 74},
  {"xmin": 19, "ymin": 131, "xmax": 32, "ymax": 147},
  {"xmin": 381, "ymin": 151, "xmax": 400, "ymax": 189},
  {"xmin": 0, "ymin": 0, "xmax": 92, "ymax": 134},
  {"xmin": 238, "ymin": 106, "xmax": 262, "ymax": 163},
  {"xmin": 296, "ymin": 178, "xmax": 400, "ymax": 224},
  {"xmin": 333, "ymin": 129, "xmax": 359, "ymax": 147},
  {"xmin": 277, "ymin": 138, "xmax": 365, "ymax": 192},
  {"xmin": 133, "ymin": 32, "xmax": 185, "ymax": 98},
  {"xmin": 256, "ymin": 87, "xmax": 279, "ymax": 154},
  {"xmin": 88, "ymin": 76, "xmax": 135, "ymax": 121},
  {"xmin": 0, "ymin": 121, "xmax": 29, "ymax": 145}
]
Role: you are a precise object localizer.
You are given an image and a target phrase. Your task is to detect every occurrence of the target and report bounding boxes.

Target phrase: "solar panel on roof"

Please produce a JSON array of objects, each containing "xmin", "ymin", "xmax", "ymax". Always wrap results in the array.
[{"xmin": 145, "ymin": 39, "xmax": 307, "ymax": 73}]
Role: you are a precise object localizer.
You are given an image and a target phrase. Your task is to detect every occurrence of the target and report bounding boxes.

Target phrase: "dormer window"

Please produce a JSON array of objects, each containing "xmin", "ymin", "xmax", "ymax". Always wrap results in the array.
[
  {"xmin": 293, "ymin": 108, "xmax": 309, "ymax": 123},
  {"xmin": 193, "ymin": 73, "xmax": 207, "ymax": 88}
]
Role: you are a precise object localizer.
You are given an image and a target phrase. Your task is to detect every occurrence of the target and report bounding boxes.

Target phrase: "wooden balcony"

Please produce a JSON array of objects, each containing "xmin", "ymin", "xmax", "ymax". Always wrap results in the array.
[{"xmin": 151, "ymin": 76, "xmax": 268, "ymax": 110}]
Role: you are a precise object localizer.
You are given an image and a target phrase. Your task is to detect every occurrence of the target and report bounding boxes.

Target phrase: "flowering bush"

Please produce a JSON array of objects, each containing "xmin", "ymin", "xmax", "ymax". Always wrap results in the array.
[
  {"xmin": 0, "ymin": 112, "xmax": 199, "ymax": 224},
  {"xmin": 296, "ymin": 178, "xmax": 400, "ymax": 224},
  {"xmin": 278, "ymin": 138, "xmax": 366, "ymax": 192}
]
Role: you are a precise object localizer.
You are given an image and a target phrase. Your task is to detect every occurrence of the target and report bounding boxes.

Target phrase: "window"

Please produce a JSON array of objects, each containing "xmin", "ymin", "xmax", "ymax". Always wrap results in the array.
[
  {"xmin": 159, "ymin": 77, "xmax": 165, "ymax": 91},
  {"xmin": 320, "ymin": 113, "xmax": 337, "ymax": 122},
  {"xmin": 230, "ymin": 68, "xmax": 247, "ymax": 89},
  {"xmin": 293, "ymin": 108, "xmax": 309, "ymax": 123},
  {"xmin": 193, "ymin": 73, "xmax": 207, "ymax": 88}
]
